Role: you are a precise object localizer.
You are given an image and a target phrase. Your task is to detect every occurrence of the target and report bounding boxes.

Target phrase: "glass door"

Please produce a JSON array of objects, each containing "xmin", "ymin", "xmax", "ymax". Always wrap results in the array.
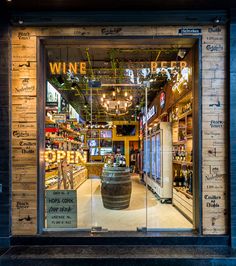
[
  {"xmin": 44, "ymin": 47, "xmax": 92, "ymax": 231},
  {"xmin": 43, "ymin": 37, "xmax": 195, "ymax": 232}
]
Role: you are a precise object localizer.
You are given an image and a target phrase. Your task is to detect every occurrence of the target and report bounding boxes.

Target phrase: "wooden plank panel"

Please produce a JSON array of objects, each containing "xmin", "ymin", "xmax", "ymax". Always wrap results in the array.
[
  {"xmin": 12, "ymin": 121, "xmax": 37, "ymax": 138},
  {"xmin": 202, "ymin": 164, "xmax": 227, "ymax": 176},
  {"xmin": 201, "ymin": 24, "xmax": 227, "ymax": 235},
  {"xmin": 202, "ymin": 129, "xmax": 225, "ymax": 141},
  {"xmin": 12, "ymin": 139, "xmax": 37, "ymax": 148},
  {"xmin": 12, "ymin": 147, "xmax": 37, "ymax": 163},
  {"xmin": 12, "ymin": 182, "xmax": 37, "ymax": 191},
  {"xmin": 12, "ymin": 78, "xmax": 37, "ymax": 96},
  {"xmin": 10, "ymin": 25, "xmax": 228, "ymax": 236},
  {"xmin": 12, "ymin": 95, "xmax": 36, "ymax": 106},
  {"xmin": 12, "ymin": 44, "xmax": 36, "ymax": 62},
  {"xmin": 12, "ymin": 164, "xmax": 37, "ymax": 183},
  {"xmin": 37, "ymin": 27, "xmax": 79, "ymax": 36},
  {"xmin": 12, "ymin": 111, "xmax": 36, "ymax": 122},
  {"xmin": 11, "ymin": 28, "xmax": 37, "ymax": 43},
  {"xmin": 202, "ymin": 182, "xmax": 226, "ymax": 192},
  {"xmin": 12, "ymin": 189, "xmax": 37, "ymax": 234},
  {"xmin": 11, "ymin": 36, "xmax": 36, "ymax": 46},
  {"xmin": 12, "ymin": 61, "xmax": 37, "ymax": 79},
  {"xmin": 12, "ymin": 122, "xmax": 37, "ymax": 131}
]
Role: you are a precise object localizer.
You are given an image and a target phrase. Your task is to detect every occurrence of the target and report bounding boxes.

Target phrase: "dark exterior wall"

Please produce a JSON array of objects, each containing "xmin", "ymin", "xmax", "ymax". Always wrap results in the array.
[
  {"xmin": 0, "ymin": 22, "xmax": 11, "ymax": 246},
  {"xmin": 230, "ymin": 9, "xmax": 236, "ymax": 248}
]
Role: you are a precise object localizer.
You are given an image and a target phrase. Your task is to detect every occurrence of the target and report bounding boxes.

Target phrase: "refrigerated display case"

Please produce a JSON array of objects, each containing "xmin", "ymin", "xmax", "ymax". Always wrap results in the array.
[{"xmin": 144, "ymin": 122, "xmax": 172, "ymax": 203}]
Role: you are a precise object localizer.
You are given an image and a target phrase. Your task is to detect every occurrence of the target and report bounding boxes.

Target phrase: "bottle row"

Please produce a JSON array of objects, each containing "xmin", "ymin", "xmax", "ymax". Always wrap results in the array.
[
  {"xmin": 173, "ymin": 165, "xmax": 193, "ymax": 194},
  {"xmin": 173, "ymin": 145, "xmax": 192, "ymax": 162},
  {"xmin": 104, "ymin": 154, "xmax": 126, "ymax": 167}
]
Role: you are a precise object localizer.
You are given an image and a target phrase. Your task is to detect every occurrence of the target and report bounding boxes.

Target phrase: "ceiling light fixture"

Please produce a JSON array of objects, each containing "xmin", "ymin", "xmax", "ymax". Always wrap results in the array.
[{"xmin": 100, "ymin": 87, "xmax": 133, "ymax": 117}]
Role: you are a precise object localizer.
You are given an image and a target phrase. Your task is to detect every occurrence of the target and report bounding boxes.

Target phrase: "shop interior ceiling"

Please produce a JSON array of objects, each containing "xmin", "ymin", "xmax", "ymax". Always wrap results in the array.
[{"xmin": 46, "ymin": 42, "xmax": 191, "ymax": 122}]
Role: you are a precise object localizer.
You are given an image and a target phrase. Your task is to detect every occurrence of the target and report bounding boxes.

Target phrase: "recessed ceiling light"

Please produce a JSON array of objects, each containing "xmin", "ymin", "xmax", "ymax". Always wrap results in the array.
[
  {"xmin": 18, "ymin": 19, "xmax": 24, "ymax": 25},
  {"xmin": 6, "ymin": 0, "xmax": 12, "ymax": 2}
]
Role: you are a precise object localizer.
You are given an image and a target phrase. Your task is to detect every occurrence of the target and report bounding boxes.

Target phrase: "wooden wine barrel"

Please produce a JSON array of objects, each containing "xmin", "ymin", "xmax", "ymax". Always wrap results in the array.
[{"xmin": 101, "ymin": 167, "xmax": 132, "ymax": 210}]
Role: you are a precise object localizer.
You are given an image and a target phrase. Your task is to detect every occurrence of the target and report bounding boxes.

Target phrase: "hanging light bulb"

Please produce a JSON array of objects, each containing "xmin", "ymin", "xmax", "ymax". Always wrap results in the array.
[
  {"xmin": 112, "ymin": 91, "xmax": 116, "ymax": 97},
  {"xmin": 103, "ymin": 93, "xmax": 106, "ymax": 98},
  {"xmin": 125, "ymin": 92, "xmax": 128, "ymax": 97},
  {"xmin": 101, "ymin": 97, "xmax": 104, "ymax": 102},
  {"xmin": 130, "ymin": 95, "xmax": 133, "ymax": 100}
]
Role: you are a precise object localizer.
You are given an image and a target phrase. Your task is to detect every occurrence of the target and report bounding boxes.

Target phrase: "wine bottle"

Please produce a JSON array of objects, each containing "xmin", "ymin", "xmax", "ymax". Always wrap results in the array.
[
  {"xmin": 183, "ymin": 169, "xmax": 187, "ymax": 187},
  {"xmin": 180, "ymin": 146, "xmax": 184, "ymax": 161},
  {"xmin": 189, "ymin": 170, "xmax": 193, "ymax": 193},
  {"xmin": 183, "ymin": 147, "xmax": 186, "ymax": 161},
  {"xmin": 179, "ymin": 169, "xmax": 183, "ymax": 187},
  {"xmin": 122, "ymin": 156, "xmax": 126, "ymax": 167},
  {"xmin": 190, "ymin": 150, "xmax": 193, "ymax": 162},
  {"xmin": 173, "ymin": 149, "xmax": 176, "ymax": 160},
  {"xmin": 173, "ymin": 169, "xmax": 178, "ymax": 187},
  {"xmin": 176, "ymin": 148, "xmax": 179, "ymax": 161},
  {"xmin": 186, "ymin": 168, "xmax": 189, "ymax": 188}
]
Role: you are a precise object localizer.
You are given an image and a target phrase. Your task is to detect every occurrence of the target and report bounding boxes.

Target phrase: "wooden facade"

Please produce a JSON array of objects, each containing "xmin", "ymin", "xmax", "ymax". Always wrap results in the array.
[{"xmin": 11, "ymin": 25, "xmax": 227, "ymax": 235}]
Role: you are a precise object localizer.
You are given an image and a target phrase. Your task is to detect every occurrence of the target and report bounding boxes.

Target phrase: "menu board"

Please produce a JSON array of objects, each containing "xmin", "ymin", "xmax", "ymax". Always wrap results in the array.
[{"xmin": 46, "ymin": 190, "xmax": 77, "ymax": 228}]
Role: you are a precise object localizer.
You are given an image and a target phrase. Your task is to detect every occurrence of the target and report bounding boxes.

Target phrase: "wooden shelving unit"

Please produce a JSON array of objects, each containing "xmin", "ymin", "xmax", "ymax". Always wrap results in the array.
[
  {"xmin": 172, "ymin": 92, "xmax": 193, "ymax": 223},
  {"xmin": 45, "ymin": 119, "xmax": 87, "ymax": 189},
  {"xmin": 86, "ymin": 129, "xmax": 113, "ymax": 158}
]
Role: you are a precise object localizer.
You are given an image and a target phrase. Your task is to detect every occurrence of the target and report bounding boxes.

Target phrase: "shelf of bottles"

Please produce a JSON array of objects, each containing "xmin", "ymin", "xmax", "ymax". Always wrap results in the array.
[
  {"xmin": 86, "ymin": 129, "xmax": 113, "ymax": 157},
  {"xmin": 103, "ymin": 153, "xmax": 126, "ymax": 168},
  {"xmin": 173, "ymin": 165, "xmax": 193, "ymax": 195},
  {"xmin": 45, "ymin": 119, "xmax": 86, "ymax": 190},
  {"xmin": 172, "ymin": 94, "xmax": 193, "ymax": 177},
  {"xmin": 171, "ymin": 93, "xmax": 193, "ymax": 222}
]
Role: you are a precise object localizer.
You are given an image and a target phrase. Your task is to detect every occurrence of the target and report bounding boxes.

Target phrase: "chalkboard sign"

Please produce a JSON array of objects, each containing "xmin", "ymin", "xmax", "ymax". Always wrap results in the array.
[{"xmin": 46, "ymin": 190, "xmax": 77, "ymax": 228}]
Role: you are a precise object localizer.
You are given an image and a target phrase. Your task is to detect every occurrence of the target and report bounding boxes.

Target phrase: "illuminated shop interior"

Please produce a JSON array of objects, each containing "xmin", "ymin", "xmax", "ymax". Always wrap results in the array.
[{"xmin": 44, "ymin": 38, "xmax": 195, "ymax": 231}]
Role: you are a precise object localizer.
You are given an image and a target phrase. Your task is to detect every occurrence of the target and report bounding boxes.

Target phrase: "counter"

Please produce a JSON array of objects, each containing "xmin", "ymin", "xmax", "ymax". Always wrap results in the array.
[{"xmin": 85, "ymin": 162, "xmax": 105, "ymax": 178}]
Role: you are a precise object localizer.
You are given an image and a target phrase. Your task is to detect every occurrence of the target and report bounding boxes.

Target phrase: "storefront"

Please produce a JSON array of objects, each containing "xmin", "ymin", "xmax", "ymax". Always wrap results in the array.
[
  {"xmin": 1, "ymin": 8, "xmax": 236, "ymax": 250},
  {"xmin": 7, "ymin": 25, "xmax": 225, "ymax": 235},
  {"xmin": 40, "ymin": 37, "xmax": 197, "ymax": 231}
]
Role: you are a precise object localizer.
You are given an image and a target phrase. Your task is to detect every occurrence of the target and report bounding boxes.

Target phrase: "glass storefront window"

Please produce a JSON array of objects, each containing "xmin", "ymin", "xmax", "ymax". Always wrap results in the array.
[{"xmin": 43, "ymin": 39, "xmax": 194, "ymax": 231}]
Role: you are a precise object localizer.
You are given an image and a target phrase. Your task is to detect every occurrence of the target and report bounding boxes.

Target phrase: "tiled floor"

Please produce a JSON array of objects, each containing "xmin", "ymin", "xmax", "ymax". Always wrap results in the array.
[{"xmin": 76, "ymin": 175, "xmax": 192, "ymax": 230}]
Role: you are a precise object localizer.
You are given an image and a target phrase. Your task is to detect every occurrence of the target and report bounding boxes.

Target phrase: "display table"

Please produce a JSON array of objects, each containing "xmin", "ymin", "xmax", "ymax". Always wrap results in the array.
[
  {"xmin": 73, "ymin": 167, "xmax": 88, "ymax": 189},
  {"xmin": 85, "ymin": 162, "xmax": 104, "ymax": 178},
  {"xmin": 101, "ymin": 166, "xmax": 132, "ymax": 210},
  {"xmin": 45, "ymin": 166, "xmax": 87, "ymax": 190}
]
